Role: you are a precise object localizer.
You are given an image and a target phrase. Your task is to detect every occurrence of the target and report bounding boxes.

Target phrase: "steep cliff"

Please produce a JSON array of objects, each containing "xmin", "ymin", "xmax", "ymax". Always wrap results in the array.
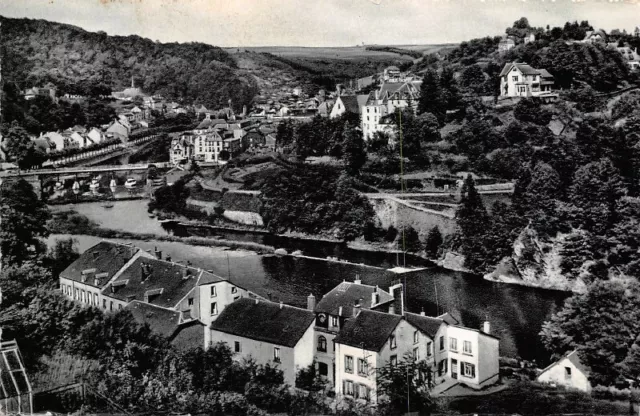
[{"xmin": 484, "ymin": 226, "xmax": 588, "ymax": 293}]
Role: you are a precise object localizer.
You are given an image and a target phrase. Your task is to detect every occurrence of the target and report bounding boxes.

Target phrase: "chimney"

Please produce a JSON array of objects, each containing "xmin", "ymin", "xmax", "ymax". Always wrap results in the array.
[
  {"xmin": 165, "ymin": 254, "xmax": 172, "ymax": 262},
  {"xmin": 279, "ymin": 301, "xmax": 284, "ymax": 310},
  {"xmin": 154, "ymin": 247, "xmax": 162, "ymax": 260},
  {"xmin": 388, "ymin": 303, "xmax": 395, "ymax": 315},
  {"xmin": 353, "ymin": 301, "xmax": 361, "ymax": 317},
  {"xmin": 483, "ymin": 321, "xmax": 491, "ymax": 334},
  {"xmin": 354, "ymin": 275, "xmax": 362, "ymax": 285},
  {"xmin": 338, "ymin": 306, "xmax": 343, "ymax": 317},
  {"xmin": 371, "ymin": 291, "xmax": 379, "ymax": 307},
  {"xmin": 420, "ymin": 308, "xmax": 426, "ymax": 316},
  {"xmin": 307, "ymin": 293, "xmax": 316, "ymax": 311}
]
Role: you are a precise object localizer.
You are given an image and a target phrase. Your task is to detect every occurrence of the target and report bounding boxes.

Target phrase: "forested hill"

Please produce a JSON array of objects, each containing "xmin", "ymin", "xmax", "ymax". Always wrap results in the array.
[{"xmin": 0, "ymin": 16, "xmax": 259, "ymax": 110}]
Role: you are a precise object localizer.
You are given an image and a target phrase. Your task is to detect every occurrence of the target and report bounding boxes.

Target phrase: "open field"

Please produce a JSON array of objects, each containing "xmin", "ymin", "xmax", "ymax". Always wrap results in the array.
[{"xmin": 224, "ymin": 44, "xmax": 456, "ymax": 60}]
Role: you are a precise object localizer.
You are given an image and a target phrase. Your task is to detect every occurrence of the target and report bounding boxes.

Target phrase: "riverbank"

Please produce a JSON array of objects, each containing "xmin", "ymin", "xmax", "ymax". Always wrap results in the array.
[{"xmin": 48, "ymin": 210, "xmax": 276, "ymax": 254}]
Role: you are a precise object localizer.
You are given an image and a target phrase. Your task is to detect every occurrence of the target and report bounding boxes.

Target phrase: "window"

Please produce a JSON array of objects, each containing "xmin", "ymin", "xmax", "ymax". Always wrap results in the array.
[
  {"xmin": 512, "ymin": 75, "xmax": 519, "ymax": 82},
  {"xmin": 318, "ymin": 362, "xmax": 328, "ymax": 376},
  {"xmin": 390, "ymin": 355, "xmax": 398, "ymax": 366},
  {"xmin": 234, "ymin": 341, "xmax": 241, "ymax": 353},
  {"xmin": 273, "ymin": 347, "xmax": 281, "ymax": 363},
  {"xmin": 317, "ymin": 336, "xmax": 327, "ymax": 352},
  {"xmin": 345, "ymin": 355, "xmax": 354, "ymax": 373},
  {"xmin": 439, "ymin": 336, "xmax": 445, "ymax": 351},
  {"xmin": 450, "ymin": 337, "xmax": 458, "ymax": 352},
  {"xmin": 210, "ymin": 286, "xmax": 217, "ymax": 297},
  {"xmin": 231, "ymin": 287, "xmax": 238, "ymax": 294},
  {"xmin": 463, "ymin": 341, "xmax": 473, "ymax": 355},
  {"xmin": 110, "ymin": 301, "xmax": 113, "ymax": 311},
  {"xmin": 344, "ymin": 380, "xmax": 354, "ymax": 396},
  {"xmin": 94, "ymin": 293, "xmax": 99, "ymax": 305},
  {"xmin": 413, "ymin": 347, "xmax": 419, "ymax": 361},
  {"xmin": 462, "ymin": 362, "xmax": 476, "ymax": 378},
  {"xmin": 357, "ymin": 358, "xmax": 368, "ymax": 376},
  {"xmin": 413, "ymin": 330, "xmax": 419, "ymax": 344},
  {"xmin": 357, "ymin": 384, "xmax": 369, "ymax": 399},
  {"xmin": 565, "ymin": 367, "xmax": 572, "ymax": 380},
  {"xmin": 331, "ymin": 316, "xmax": 339, "ymax": 327},
  {"xmin": 389, "ymin": 333, "xmax": 397, "ymax": 350},
  {"xmin": 188, "ymin": 298, "xmax": 194, "ymax": 306},
  {"xmin": 103, "ymin": 299, "xmax": 107, "ymax": 309},
  {"xmin": 211, "ymin": 302, "xmax": 218, "ymax": 315},
  {"xmin": 427, "ymin": 341, "xmax": 433, "ymax": 357},
  {"xmin": 118, "ymin": 304, "xmax": 123, "ymax": 310},
  {"xmin": 75, "ymin": 288, "xmax": 79, "ymax": 300},
  {"xmin": 81, "ymin": 290, "xmax": 85, "ymax": 303}
]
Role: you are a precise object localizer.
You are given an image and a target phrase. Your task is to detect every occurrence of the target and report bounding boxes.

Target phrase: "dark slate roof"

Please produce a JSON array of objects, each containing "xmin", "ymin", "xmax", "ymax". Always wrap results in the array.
[
  {"xmin": 196, "ymin": 118, "xmax": 227, "ymax": 130},
  {"xmin": 210, "ymin": 298, "xmax": 315, "ymax": 347},
  {"xmin": 334, "ymin": 310, "xmax": 402, "ymax": 352},
  {"xmin": 315, "ymin": 282, "xmax": 394, "ymax": 316},
  {"xmin": 338, "ymin": 95, "xmax": 361, "ymax": 114},
  {"xmin": 405, "ymin": 312, "xmax": 445, "ymax": 338},
  {"xmin": 499, "ymin": 62, "xmax": 541, "ymax": 77},
  {"xmin": 60, "ymin": 241, "xmax": 138, "ymax": 288},
  {"xmin": 437, "ymin": 312, "xmax": 460, "ymax": 325},
  {"xmin": 126, "ymin": 300, "xmax": 181, "ymax": 338},
  {"xmin": 107, "ymin": 257, "xmax": 218, "ymax": 308}
]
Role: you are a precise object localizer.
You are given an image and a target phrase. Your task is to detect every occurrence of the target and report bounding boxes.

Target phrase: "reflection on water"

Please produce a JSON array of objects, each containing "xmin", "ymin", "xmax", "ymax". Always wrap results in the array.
[{"xmin": 49, "ymin": 200, "xmax": 569, "ymax": 364}]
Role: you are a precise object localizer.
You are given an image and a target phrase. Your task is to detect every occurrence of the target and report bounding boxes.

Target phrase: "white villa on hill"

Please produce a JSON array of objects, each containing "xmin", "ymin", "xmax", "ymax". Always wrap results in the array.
[{"xmin": 499, "ymin": 61, "xmax": 555, "ymax": 98}]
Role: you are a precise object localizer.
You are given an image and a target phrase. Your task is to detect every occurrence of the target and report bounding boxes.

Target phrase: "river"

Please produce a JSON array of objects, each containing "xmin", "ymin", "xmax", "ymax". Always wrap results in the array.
[{"xmin": 49, "ymin": 200, "xmax": 569, "ymax": 365}]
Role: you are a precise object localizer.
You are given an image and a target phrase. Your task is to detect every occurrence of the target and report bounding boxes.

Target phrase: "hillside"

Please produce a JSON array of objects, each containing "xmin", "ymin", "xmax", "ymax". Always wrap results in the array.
[{"xmin": 0, "ymin": 16, "xmax": 258, "ymax": 110}]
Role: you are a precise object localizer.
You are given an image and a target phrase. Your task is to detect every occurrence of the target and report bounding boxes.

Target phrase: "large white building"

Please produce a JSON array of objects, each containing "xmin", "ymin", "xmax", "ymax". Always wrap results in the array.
[{"xmin": 361, "ymin": 81, "xmax": 421, "ymax": 140}]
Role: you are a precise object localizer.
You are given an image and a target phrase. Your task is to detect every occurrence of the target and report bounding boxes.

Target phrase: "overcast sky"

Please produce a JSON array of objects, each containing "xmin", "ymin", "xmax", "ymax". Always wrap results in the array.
[{"xmin": 0, "ymin": 0, "xmax": 638, "ymax": 47}]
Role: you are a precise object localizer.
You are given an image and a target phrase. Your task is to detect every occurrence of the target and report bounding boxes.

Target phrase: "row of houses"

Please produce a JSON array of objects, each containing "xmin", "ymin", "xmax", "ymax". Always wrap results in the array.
[
  {"xmin": 32, "ymin": 116, "xmax": 135, "ymax": 155},
  {"xmin": 59, "ymin": 241, "xmax": 501, "ymax": 404}
]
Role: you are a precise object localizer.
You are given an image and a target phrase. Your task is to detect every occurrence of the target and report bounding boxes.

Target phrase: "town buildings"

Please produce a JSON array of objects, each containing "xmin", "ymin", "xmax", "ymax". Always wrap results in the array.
[
  {"xmin": 498, "ymin": 37, "xmax": 516, "ymax": 53},
  {"xmin": 59, "ymin": 241, "xmax": 260, "ymax": 350},
  {"xmin": 499, "ymin": 61, "xmax": 556, "ymax": 98},
  {"xmin": 537, "ymin": 350, "xmax": 592, "ymax": 392},
  {"xmin": 23, "ymin": 83, "xmax": 57, "ymax": 102},
  {"xmin": 59, "ymin": 242, "xmax": 500, "ymax": 403}
]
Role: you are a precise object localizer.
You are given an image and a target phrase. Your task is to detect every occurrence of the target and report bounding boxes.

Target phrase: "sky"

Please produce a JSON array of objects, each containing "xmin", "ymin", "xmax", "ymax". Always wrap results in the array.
[{"xmin": 0, "ymin": 0, "xmax": 638, "ymax": 47}]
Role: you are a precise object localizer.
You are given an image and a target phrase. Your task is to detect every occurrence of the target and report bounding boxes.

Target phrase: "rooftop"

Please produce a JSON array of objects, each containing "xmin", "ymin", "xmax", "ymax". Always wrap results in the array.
[
  {"xmin": 126, "ymin": 300, "xmax": 182, "ymax": 338},
  {"xmin": 60, "ymin": 241, "xmax": 139, "ymax": 288},
  {"xmin": 107, "ymin": 257, "xmax": 220, "ymax": 309},
  {"xmin": 333, "ymin": 309, "xmax": 402, "ymax": 352},
  {"xmin": 210, "ymin": 298, "xmax": 315, "ymax": 348},
  {"xmin": 315, "ymin": 281, "xmax": 394, "ymax": 316},
  {"xmin": 405, "ymin": 312, "xmax": 445, "ymax": 338}
]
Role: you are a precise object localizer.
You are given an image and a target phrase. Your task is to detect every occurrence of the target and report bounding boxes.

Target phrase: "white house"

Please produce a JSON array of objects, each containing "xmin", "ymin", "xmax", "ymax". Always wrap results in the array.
[
  {"xmin": 329, "ymin": 95, "xmax": 368, "ymax": 119},
  {"xmin": 537, "ymin": 350, "xmax": 592, "ymax": 392},
  {"xmin": 209, "ymin": 298, "xmax": 316, "ymax": 386},
  {"xmin": 498, "ymin": 37, "xmax": 516, "ymax": 53},
  {"xmin": 499, "ymin": 62, "xmax": 555, "ymax": 97}
]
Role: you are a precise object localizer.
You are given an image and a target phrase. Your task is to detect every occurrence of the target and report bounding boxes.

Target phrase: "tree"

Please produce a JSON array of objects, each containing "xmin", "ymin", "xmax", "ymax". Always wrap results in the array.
[
  {"xmin": 460, "ymin": 64, "xmax": 486, "ymax": 94},
  {"xmin": 2, "ymin": 123, "xmax": 45, "ymax": 170},
  {"xmin": 148, "ymin": 177, "xmax": 191, "ymax": 214},
  {"xmin": 401, "ymin": 226, "xmax": 422, "ymax": 253},
  {"xmin": 439, "ymin": 66, "xmax": 463, "ymax": 113},
  {"xmin": 45, "ymin": 237, "xmax": 80, "ymax": 276},
  {"xmin": 455, "ymin": 175, "xmax": 490, "ymax": 271},
  {"xmin": 540, "ymin": 279, "xmax": 640, "ymax": 388},
  {"xmin": 417, "ymin": 69, "xmax": 445, "ymax": 124},
  {"xmin": 425, "ymin": 226, "xmax": 443, "ymax": 258},
  {"xmin": 0, "ymin": 179, "xmax": 51, "ymax": 268},
  {"xmin": 514, "ymin": 98, "xmax": 552, "ymax": 125},
  {"xmin": 341, "ymin": 124, "xmax": 367, "ymax": 175},
  {"xmin": 376, "ymin": 355, "xmax": 433, "ymax": 415}
]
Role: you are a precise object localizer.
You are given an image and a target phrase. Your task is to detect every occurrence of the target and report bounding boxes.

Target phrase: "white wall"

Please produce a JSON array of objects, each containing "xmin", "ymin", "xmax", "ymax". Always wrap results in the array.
[
  {"xmin": 201, "ymin": 281, "xmax": 247, "ymax": 346},
  {"xmin": 210, "ymin": 332, "xmax": 297, "ymax": 386},
  {"xmin": 478, "ymin": 333, "xmax": 500, "ymax": 386},
  {"xmin": 293, "ymin": 323, "xmax": 316, "ymax": 374},
  {"xmin": 538, "ymin": 356, "xmax": 591, "ymax": 392},
  {"xmin": 335, "ymin": 343, "xmax": 379, "ymax": 403}
]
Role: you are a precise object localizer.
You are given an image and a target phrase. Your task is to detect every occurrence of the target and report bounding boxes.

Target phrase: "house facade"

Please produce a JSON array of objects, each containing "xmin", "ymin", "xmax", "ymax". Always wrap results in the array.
[
  {"xmin": 498, "ymin": 37, "xmax": 516, "ymax": 53},
  {"xmin": 499, "ymin": 62, "xmax": 555, "ymax": 97},
  {"xmin": 210, "ymin": 298, "xmax": 316, "ymax": 386},
  {"xmin": 537, "ymin": 350, "xmax": 592, "ymax": 392},
  {"xmin": 361, "ymin": 81, "xmax": 420, "ymax": 140}
]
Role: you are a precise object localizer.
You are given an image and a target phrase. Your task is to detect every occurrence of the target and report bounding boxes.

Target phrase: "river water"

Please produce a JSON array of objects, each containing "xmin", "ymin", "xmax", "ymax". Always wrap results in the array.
[{"xmin": 49, "ymin": 200, "xmax": 569, "ymax": 365}]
